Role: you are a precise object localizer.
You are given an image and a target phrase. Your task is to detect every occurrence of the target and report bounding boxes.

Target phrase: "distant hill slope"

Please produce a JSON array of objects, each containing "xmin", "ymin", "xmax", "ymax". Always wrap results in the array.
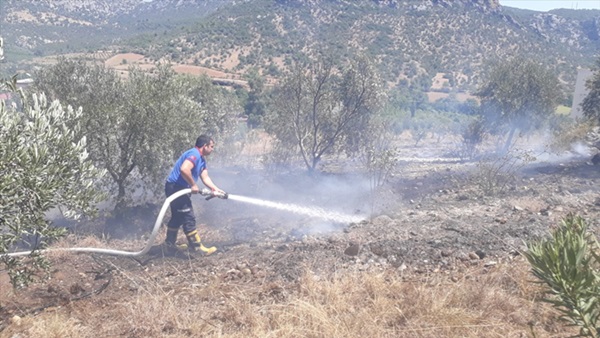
[
  {"xmin": 0, "ymin": 0, "xmax": 232, "ymax": 58},
  {"xmin": 1, "ymin": 0, "xmax": 599, "ymax": 93}
]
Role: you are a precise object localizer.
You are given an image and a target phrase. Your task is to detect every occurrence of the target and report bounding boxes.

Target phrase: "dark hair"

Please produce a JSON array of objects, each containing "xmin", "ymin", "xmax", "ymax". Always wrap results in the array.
[{"xmin": 195, "ymin": 134, "xmax": 213, "ymax": 148}]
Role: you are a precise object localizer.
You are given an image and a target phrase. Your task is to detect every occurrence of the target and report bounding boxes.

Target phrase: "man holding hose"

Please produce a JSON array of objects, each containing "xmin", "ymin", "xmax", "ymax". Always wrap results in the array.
[{"xmin": 164, "ymin": 134, "xmax": 225, "ymax": 255}]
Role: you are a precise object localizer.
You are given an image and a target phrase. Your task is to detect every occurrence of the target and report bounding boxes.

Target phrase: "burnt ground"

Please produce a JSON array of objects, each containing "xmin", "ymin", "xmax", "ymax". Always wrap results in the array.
[{"xmin": 1, "ymin": 139, "xmax": 600, "ymax": 335}]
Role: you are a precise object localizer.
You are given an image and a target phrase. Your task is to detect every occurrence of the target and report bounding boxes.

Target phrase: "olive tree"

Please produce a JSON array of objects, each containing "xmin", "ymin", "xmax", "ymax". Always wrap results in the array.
[
  {"xmin": 34, "ymin": 60, "xmax": 238, "ymax": 209},
  {"xmin": 243, "ymin": 69, "xmax": 267, "ymax": 128},
  {"xmin": 476, "ymin": 57, "xmax": 562, "ymax": 152},
  {"xmin": 0, "ymin": 81, "xmax": 105, "ymax": 287},
  {"xmin": 265, "ymin": 56, "xmax": 384, "ymax": 172},
  {"xmin": 582, "ymin": 58, "xmax": 600, "ymax": 123}
]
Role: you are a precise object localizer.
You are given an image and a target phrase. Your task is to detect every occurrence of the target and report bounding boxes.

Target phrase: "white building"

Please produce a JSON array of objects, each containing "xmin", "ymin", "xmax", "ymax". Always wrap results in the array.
[{"xmin": 571, "ymin": 67, "xmax": 593, "ymax": 119}]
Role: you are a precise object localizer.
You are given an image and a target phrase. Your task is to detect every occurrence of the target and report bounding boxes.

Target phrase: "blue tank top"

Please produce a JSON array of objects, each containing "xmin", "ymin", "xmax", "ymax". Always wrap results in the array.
[{"xmin": 166, "ymin": 147, "xmax": 206, "ymax": 187}]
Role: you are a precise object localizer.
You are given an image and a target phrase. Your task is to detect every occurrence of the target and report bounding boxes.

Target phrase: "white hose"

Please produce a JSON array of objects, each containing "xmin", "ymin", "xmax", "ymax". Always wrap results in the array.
[{"xmin": 2, "ymin": 188, "xmax": 193, "ymax": 258}]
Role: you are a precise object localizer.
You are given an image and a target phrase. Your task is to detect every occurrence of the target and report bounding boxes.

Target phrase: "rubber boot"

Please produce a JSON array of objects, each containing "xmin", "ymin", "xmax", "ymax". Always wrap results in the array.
[
  {"xmin": 162, "ymin": 227, "xmax": 182, "ymax": 255},
  {"xmin": 165, "ymin": 227, "xmax": 179, "ymax": 246},
  {"xmin": 184, "ymin": 230, "xmax": 217, "ymax": 255}
]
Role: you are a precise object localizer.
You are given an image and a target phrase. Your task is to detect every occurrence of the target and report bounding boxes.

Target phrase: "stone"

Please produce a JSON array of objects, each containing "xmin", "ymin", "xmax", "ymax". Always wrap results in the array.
[{"xmin": 344, "ymin": 244, "xmax": 360, "ymax": 256}]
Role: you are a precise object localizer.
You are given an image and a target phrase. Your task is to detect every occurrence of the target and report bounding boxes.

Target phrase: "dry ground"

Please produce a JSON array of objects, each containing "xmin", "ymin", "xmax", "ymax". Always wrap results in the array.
[{"xmin": 1, "ymin": 134, "xmax": 599, "ymax": 337}]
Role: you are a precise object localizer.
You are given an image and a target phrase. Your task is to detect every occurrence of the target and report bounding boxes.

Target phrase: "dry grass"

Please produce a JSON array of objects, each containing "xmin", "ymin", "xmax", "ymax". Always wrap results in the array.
[
  {"xmin": 2, "ymin": 313, "xmax": 91, "ymax": 338},
  {"xmin": 2, "ymin": 259, "xmax": 572, "ymax": 338}
]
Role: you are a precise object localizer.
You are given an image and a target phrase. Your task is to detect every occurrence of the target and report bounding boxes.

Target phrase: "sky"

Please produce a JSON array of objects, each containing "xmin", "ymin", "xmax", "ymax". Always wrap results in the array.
[{"xmin": 501, "ymin": 0, "xmax": 600, "ymax": 11}]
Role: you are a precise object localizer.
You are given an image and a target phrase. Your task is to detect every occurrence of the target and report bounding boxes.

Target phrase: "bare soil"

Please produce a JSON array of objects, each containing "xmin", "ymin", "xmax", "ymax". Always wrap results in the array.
[{"xmin": 1, "ymin": 137, "xmax": 599, "ymax": 336}]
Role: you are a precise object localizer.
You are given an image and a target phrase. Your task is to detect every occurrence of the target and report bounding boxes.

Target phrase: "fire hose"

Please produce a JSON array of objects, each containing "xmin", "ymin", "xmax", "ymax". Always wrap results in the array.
[{"xmin": 2, "ymin": 188, "xmax": 228, "ymax": 258}]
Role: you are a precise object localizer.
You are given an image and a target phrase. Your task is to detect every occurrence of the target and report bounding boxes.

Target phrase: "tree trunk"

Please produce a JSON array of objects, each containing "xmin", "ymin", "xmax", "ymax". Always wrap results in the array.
[
  {"xmin": 114, "ymin": 181, "xmax": 127, "ymax": 213},
  {"xmin": 502, "ymin": 127, "xmax": 517, "ymax": 154}
]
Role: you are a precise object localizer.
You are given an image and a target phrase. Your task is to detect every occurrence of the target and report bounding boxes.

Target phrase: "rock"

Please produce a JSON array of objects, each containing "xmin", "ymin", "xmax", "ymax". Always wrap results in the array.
[
  {"xmin": 70, "ymin": 283, "xmax": 85, "ymax": 295},
  {"xmin": 468, "ymin": 252, "xmax": 480, "ymax": 260},
  {"xmin": 457, "ymin": 252, "xmax": 470, "ymax": 261},
  {"xmin": 369, "ymin": 243, "xmax": 385, "ymax": 256},
  {"xmin": 484, "ymin": 261, "xmax": 497, "ymax": 267},
  {"xmin": 344, "ymin": 244, "xmax": 360, "ymax": 256},
  {"xmin": 475, "ymin": 250, "xmax": 486, "ymax": 259},
  {"xmin": 10, "ymin": 315, "xmax": 22, "ymax": 326},
  {"xmin": 389, "ymin": 256, "xmax": 401, "ymax": 267},
  {"xmin": 440, "ymin": 249, "xmax": 452, "ymax": 257}
]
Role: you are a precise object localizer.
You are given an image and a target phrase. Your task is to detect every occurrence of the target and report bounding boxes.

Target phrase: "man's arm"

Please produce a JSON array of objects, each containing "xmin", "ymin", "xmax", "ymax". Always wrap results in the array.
[
  {"xmin": 180, "ymin": 159, "xmax": 200, "ymax": 193},
  {"xmin": 200, "ymin": 168, "xmax": 225, "ymax": 194}
]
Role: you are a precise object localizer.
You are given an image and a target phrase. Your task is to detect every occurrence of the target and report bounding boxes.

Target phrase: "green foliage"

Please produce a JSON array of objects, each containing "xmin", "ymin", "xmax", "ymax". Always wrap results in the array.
[
  {"xmin": 396, "ymin": 109, "xmax": 474, "ymax": 146},
  {"xmin": 243, "ymin": 69, "xmax": 267, "ymax": 128},
  {"xmin": 0, "ymin": 87, "xmax": 105, "ymax": 288},
  {"xmin": 389, "ymin": 83, "xmax": 429, "ymax": 117},
  {"xmin": 523, "ymin": 215, "xmax": 600, "ymax": 337},
  {"xmin": 476, "ymin": 57, "xmax": 563, "ymax": 152},
  {"xmin": 458, "ymin": 117, "xmax": 486, "ymax": 160},
  {"xmin": 549, "ymin": 118, "xmax": 594, "ymax": 153},
  {"xmin": 265, "ymin": 55, "xmax": 384, "ymax": 172},
  {"xmin": 33, "ymin": 59, "xmax": 239, "ymax": 209},
  {"xmin": 583, "ymin": 58, "xmax": 600, "ymax": 123}
]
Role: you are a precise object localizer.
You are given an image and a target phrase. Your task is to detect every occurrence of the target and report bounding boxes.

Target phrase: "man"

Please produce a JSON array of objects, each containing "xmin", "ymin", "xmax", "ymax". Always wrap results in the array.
[{"xmin": 164, "ymin": 134, "xmax": 225, "ymax": 254}]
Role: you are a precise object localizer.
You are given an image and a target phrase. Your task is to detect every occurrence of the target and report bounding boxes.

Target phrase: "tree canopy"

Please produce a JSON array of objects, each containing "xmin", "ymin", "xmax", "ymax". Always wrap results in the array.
[
  {"xmin": 265, "ymin": 56, "xmax": 384, "ymax": 172},
  {"xmin": 582, "ymin": 58, "xmax": 600, "ymax": 123},
  {"xmin": 0, "ymin": 83, "xmax": 105, "ymax": 287},
  {"xmin": 33, "ymin": 60, "xmax": 239, "ymax": 208},
  {"xmin": 476, "ymin": 57, "xmax": 562, "ymax": 151}
]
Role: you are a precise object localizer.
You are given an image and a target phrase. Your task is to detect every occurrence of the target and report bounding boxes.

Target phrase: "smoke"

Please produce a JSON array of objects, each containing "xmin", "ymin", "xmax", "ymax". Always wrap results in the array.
[
  {"xmin": 198, "ymin": 167, "xmax": 371, "ymax": 241},
  {"xmin": 571, "ymin": 141, "xmax": 593, "ymax": 157}
]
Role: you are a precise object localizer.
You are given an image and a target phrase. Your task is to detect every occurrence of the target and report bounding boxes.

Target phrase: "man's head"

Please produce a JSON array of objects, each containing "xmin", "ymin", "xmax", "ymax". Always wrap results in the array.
[{"xmin": 196, "ymin": 134, "xmax": 215, "ymax": 156}]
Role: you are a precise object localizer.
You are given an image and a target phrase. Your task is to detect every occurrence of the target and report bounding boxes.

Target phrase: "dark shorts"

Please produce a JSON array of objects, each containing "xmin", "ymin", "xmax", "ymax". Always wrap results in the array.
[{"xmin": 165, "ymin": 182, "xmax": 196, "ymax": 234}]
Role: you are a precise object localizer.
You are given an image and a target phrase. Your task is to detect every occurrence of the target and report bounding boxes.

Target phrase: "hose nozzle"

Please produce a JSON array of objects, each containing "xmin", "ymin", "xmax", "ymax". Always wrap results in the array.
[
  {"xmin": 200, "ymin": 188, "xmax": 228, "ymax": 200},
  {"xmin": 212, "ymin": 191, "xmax": 228, "ymax": 200}
]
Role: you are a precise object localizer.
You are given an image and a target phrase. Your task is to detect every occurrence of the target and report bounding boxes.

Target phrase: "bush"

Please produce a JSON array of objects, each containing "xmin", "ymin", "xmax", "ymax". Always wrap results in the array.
[
  {"xmin": 523, "ymin": 215, "xmax": 600, "ymax": 337},
  {"xmin": 470, "ymin": 149, "xmax": 535, "ymax": 196},
  {"xmin": 457, "ymin": 117, "xmax": 486, "ymax": 160},
  {"xmin": 0, "ymin": 88, "xmax": 105, "ymax": 288}
]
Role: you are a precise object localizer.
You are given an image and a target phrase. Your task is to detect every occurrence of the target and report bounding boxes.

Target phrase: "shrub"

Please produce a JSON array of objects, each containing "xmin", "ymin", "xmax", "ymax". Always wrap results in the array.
[
  {"xmin": 523, "ymin": 215, "xmax": 600, "ymax": 337},
  {"xmin": 457, "ymin": 117, "xmax": 486, "ymax": 160},
  {"xmin": 470, "ymin": 149, "xmax": 535, "ymax": 196},
  {"xmin": 0, "ymin": 88, "xmax": 105, "ymax": 288}
]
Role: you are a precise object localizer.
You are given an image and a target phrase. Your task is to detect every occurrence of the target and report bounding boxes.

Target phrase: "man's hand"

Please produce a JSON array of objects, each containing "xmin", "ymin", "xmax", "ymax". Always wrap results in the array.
[{"xmin": 190, "ymin": 184, "xmax": 200, "ymax": 194}]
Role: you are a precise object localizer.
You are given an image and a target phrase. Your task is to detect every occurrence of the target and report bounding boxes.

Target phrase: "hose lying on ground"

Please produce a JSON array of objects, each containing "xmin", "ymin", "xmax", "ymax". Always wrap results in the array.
[{"xmin": 2, "ymin": 188, "xmax": 193, "ymax": 258}]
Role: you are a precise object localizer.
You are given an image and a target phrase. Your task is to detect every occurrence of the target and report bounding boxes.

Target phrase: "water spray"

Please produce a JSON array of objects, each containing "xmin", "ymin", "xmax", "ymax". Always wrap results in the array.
[
  {"xmin": 204, "ymin": 187, "xmax": 363, "ymax": 224},
  {"xmin": 227, "ymin": 194, "xmax": 364, "ymax": 224}
]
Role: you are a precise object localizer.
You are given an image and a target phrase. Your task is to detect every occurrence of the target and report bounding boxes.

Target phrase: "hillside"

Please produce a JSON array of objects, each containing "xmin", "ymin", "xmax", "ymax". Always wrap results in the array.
[
  {"xmin": 2, "ymin": 0, "xmax": 600, "ymax": 93},
  {"xmin": 0, "ymin": 0, "xmax": 232, "ymax": 61},
  {"xmin": 163, "ymin": 0, "xmax": 599, "ymax": 90}
]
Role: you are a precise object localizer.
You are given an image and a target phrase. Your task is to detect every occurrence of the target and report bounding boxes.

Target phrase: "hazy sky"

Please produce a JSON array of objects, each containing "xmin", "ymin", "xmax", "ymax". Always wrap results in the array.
[{"xmin": 501, "ymin": 0, "xmax": 600, "ymax": 11}]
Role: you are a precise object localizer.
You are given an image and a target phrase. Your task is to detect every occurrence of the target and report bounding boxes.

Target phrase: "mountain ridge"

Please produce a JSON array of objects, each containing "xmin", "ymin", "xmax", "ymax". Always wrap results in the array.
[{"xmin": 1, "ymin": 0, "xmax": 599, "ymax": 93}]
